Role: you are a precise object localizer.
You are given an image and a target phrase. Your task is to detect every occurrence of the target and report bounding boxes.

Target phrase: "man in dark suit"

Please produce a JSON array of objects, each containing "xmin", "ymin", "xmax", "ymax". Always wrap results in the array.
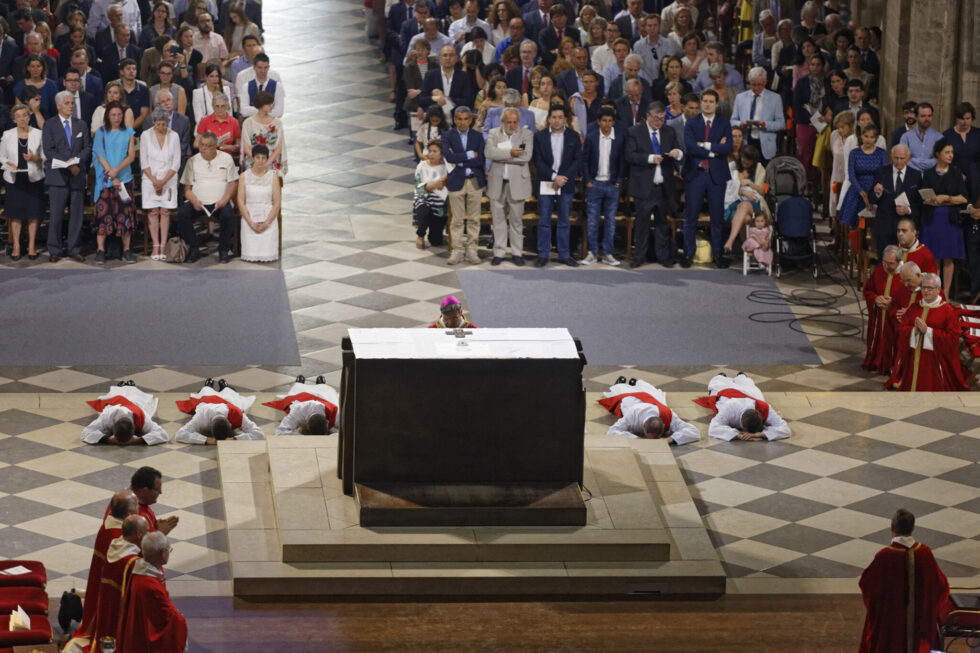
[
  {"xmin": 606, "ymin": 53, "xmax": 650, "ymax": 102},
  {"xmin": 504, "ymin": 40, "xmax": 538, "ymax": 95},
  {"xmin": 614, "ymin": 78, "xmax": 648, "ymax": 127},
  {"xmin": 667, "ymin": 92, "xmax": 700, "ymax": 153},
  {"xmin": 625, "ymin": 101, "xmax": 683, "ymax": 268},
  {"xmin": 614, "ymin": 0, "xmax": 644, "ymax": 44},
  {"xmin": 891, "ymin": 101, "xmax": 918, "ymax": 147},
  {"xmin": 0, "ymin": 28, "xmax": 17, "ymax": 105},
  {"xmin": 443, "ymin": 106, "xmax": 487, "ymax": 265},
  {"xmin": 419, "ymin": 46, "xmax": 473, "ymax": 113},
  {"xmin": 62, "ymin": 69, "xmax": 98, "ymax": 126},
  {"xmin": 683, "ymin": 89, "xmax": 732, "ymax": 267},
  {"xmin": 556, "ymin": 47, "xmax": 603, "ymax": 99},
  {"xmin": 100, "ymin": 25, "xmax": 142, "ymax": 83},
  {"xmin": 537, "ymin": 5, "xmax": 579, "ymax": 68},
  {"xmin": 521, "ymin": 0, "xmax": 551, "ymax": 43},
  {"xmin": 832, "ymin": 78, "xmax": 878, "ymax": 126},
  {"xmin": 43, "ymin": 91, "xmax": 91, "ymax": 262},
  {"xmin": 532, "ymin": 103, "xmax": 582, "ymax": 267},
  {"xmin": 870, "ymin": 144, "xmax": 921, "ymax": 259},
  {"xmin": 94, "ymin": 4, "xmax": 126, "ymax": 58},
  {"xmin": 582, "ymin": 107, "xmax": 625, "ymax": 265}
]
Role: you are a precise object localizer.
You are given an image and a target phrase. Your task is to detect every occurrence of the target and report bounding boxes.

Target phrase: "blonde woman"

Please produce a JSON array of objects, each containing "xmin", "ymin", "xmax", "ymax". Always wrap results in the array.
[{"xmin": 829, "ymin": 111, "xmax": 854, "ymax": 218}]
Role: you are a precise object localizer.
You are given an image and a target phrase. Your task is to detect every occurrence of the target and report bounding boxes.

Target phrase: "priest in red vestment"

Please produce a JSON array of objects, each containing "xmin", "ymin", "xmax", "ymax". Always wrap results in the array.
[
  {"xmin": 886, "ymin": 273, "xmax": 970, "ymax": 391},
  {"xmin": 859, "ymin": 508, "xmax": 949, "ymax": 653},
  {"xmin": 116, "ymin": 531, "xmax": 188, "ymax": 653},
  {"xmin": 862, "ymin": 245, "xmax": 910, "ymax": 374},
  {"xmin": 897, "ymin": 217, "xmax": 938, "ymax": 274},
  {"xmin": 86, "ymin": 515, "xmax": 148, "ymax": 652},
  {"xmin": 130, "ymin": 466, "xmax": 179, "ymax": 535}
]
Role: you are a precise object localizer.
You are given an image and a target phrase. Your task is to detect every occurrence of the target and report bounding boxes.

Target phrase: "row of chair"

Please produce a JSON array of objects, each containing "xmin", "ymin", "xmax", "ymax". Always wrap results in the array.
[{"xmin": 0, "ymin": 560, "xmax": 52, "ymax": 652}]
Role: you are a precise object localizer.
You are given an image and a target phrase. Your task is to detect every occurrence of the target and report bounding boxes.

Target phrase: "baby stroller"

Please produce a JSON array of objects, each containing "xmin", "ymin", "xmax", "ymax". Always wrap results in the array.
[{"xmin": 765, "ymin": 156, "xmax": 818, "ymax": 278}]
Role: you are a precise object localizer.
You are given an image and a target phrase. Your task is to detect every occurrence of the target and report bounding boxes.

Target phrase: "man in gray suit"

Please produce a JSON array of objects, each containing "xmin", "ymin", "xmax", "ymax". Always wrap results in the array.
[
  {"xmin": 484, "ymin": 107, "xmax": 533, "ymax": 266},
  {"xmin": 667, "ymin": 92, "xmax": 700, "ymax": 153},
  {"xmin": 43, "ymin": 91, "xmax": 91, "ymax": 262}
]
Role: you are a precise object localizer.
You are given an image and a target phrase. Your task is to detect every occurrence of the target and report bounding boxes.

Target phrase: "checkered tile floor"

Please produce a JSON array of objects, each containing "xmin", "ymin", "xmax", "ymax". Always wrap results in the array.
[{"xmin": 0, "ymin": 0, "xmax": 977, "ymax": 600}]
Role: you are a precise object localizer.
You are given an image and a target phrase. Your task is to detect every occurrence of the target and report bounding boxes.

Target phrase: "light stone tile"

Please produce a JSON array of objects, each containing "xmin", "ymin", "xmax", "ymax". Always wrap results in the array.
[
  {"xmin": 915, "ymin": 508, "xmax": 980, "ymax": 538},
  {"xmin": 874, "ymin": 450, "xmax": 971, "ymax": 476},
  {"xmin": 287, "ymin": 260, "xmax": 365, "ymax": 280},
  {"xmin": 167, "ymin": 540, "xmax": 229, "ymax": 574},
  {"xmin": 373, "ymin": 260, "xmax": 450, "ymax": 280},
  {"xmin": 219, "ymin": 369, "xmax": 297, "ymax": 392},
  {"xmin": 18, "ymin": 369, "xmax": 109, "ymax": 392},
  {"xmin": 28, "ymin": 541, "xmax": 97, "ymax": 576},
  {"xmin": 222, "ymin": 482, "xmax": 277, "ymax": 530},
  {"xmin": 670, "ymin": 527, "xmax": 718, "ymax": 561},
  {"xmin": 229, "ymin": 528, "xmax": 281, "ymax": 562},
  {"xmin": 767, "ymin": 449, "xmax": 864, "ymax": 476},
  {"xmin": 812, "ymin": 538, "xmax": 884, "ymax": 568},
  {"xmin": 386, "ymin": 301, "xmax": 442, "ymax": 322},
  {"xmin": 932, "ymin": 539, "xmax": 980, "ymax": 569},
  {"xmin": 146, "ymin": 478, "xmax": 222, "ymax": 509},
  {"xmin": 125, "ymin": 449, "xmax": 218, "ymax": 478},
  {"xmin": 275, "ymin": 487, "xmax": 329, "ymax": 530},
  {"xmin": 18, "ymin": 450, "xmax": 115, "ymax": 478},
  {"xmin": 675, "ymin": 448, "xmax": 761, "ymax": 477},
  {"xmin": 858, "ymin": 422, "xmax": 953, "ymax": 448},
  {"xmin": 703, "ymin": 508, "xmax": 789, "ymax": 538},
  {"xmin": 661, "ymin": 501, "xmax": 704, "ymax": 529},
  {"xmin": 782, "ymin": 422, "xmax": 851, "ymax": 449},
  {"xmin": 269, "ymin": 448, "xmax": 323, "ymax": 489},
  {"xmin": 691, "ymin": 477, "xmax": 775, "ymax": 507},
  {"xmin": 163, "ymin": 510, "xmax": 225, "ymax": 541},
  {"xmin": 783, "ymin": 478, "xmax": 882, "ymax": 507},
  {"xmin": 126, "ymin": 369, "xmax": 205, "ymax": 392},
  {"xmin": 0, "ymin": 394, "xmax": 41, "ymax": 409},
  {"xmin": 20, "ymin": 422, "xmax": 88, "ymax": 450},
  {"xmin": 233, "ymin": 560, "xmax": 393, "ymax": 579},
  {"xmin": 717, "ymin": 539, "xmax": 805, "ymax": 571},
  {"xmin": 16, "ymin": 480, "xmax": 116, "ymax": 510},
  {"xmin": 798, "ymin": 508, "xmax": 892, "ymax": 538},
  {"xmin": 891, "ymin": 478, "xmax": 978, "ymax": 507},
  {"xmin": 383, "ymin": 280, "xmax": 459, "ymax": 301},
  {"xmin": 217, "ymin": 452, "xmax": 270, "ymax": 484},
  {"xmin": 19, "ymin": 509, "xmax": 102, "ymax": 542},
  {"xmin": 325, "ymin": 494, "xmax": 360, "ymax": 527},
  {"xmin": 165, "ymin": 580, "xmax": 234, "ymax": 597},
  {"xmin": 294, "ymin": 301, "xmax": 376, "ymax": 322}
]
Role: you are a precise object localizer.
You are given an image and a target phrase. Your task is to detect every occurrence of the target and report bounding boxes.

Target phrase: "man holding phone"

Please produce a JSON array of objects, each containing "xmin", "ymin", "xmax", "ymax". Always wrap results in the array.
[
  {"xmin": 485, "ymin": 107, "xmax": 534, "ymax": 265},
  {"xmin": 731, "ymin": 66, "xmax": 784, "ymax": 164}
]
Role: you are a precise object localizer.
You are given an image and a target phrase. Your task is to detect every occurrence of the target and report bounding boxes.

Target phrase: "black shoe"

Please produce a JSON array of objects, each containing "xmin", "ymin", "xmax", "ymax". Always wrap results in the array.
[
  {"xmin": 70, "ymin": 254, "xmax": 85, "ymax": 263},
  {"xmin": 28, "ymin": 254, "xmax": 37, "ymax": 260},
  {"xmin": 185, "ymin": 250, "xmax": 201, "ymax": 263},
  {"xmin": 722, "ymin": 247, "xmax": 733, "ymax": 260},
  {"xmin": 219, "ymin": 251, "xmax": 231, "ymax": 264},
  {"xmin": 204, "ymin": 378, "xmax": 215, "ymax": 388},
  {"xmin": 217, "ymin": 378, "xmax": 232, "ymax": 391},
  {"xmin": 491, "ymin": 256, "xmax": 503, "ymax": 266},
  {"xmin": 10, "ymin": 253, "xmax": 21, "ymax": 261},
  {"xmin": 512, "ymin": 255, "xmax": 525, "ymax": 266},
  {"xmin": 125, "ymin": 380, "xmax": 135, "ymax": 386},
  {"xmin": 393, "ymin": 120, "xmax": 408, "ymax": 131},
  {"xmin": 615, "ymin": 376, "xmax": 627, "ymax": 384},
  {"xmin": 718, "ymin": 372, "xmax": 728, "ymax": 377},
  {"xmin": 628, "ymin": 378, "xmax": 637, "ymax": 386},
  {"xmin": 557, "ymin": 257, "xmax": 578, "ymax": 267},
  {"xmin": 315, "ymin": 375, "xmax": 325, "ymax": 385},
  {"xmin": 95, "ymin": 250, "xmax": 106, "ymax": 265},
  {"xmin": 122, "ymin": 250, "xmax": 136, "ymax": 264},
  {"xmin": 49, "ymin": 254, "xmax": 60, "ymax": 262},
  {"xmin": 295, "ymin": 375, "xmax": 306, "ymax": 384},
  {"xmin": 736, "ymin": 371, "xmax": 745, "ymax": 377},
  {"xmin": 660, "ymin": 259, "xmax": 675, "ymax": 268},
  {"xmin": 534, "ymin": 257, "xmax": 548, "ymax": 267},
  {"xmin": 680, "ymin": 256, "xmax": 692, "ymax": 268},
  {"xmin": 716, "ymin": 257, "xmax": 730, "ymax": 269},
  {"xmin": 58, "ymin": 589, "xmax": 83, "ymax": 633},
  {"xmin": 629, "ymin": 260, "xmax": 642, "ymax": 269}
]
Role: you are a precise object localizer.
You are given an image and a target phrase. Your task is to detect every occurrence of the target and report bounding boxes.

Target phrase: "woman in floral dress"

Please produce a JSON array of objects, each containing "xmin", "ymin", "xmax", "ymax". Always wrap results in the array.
[{"xmin": 241, "ymin": 90, "xmax": 287, "ymax": 176}]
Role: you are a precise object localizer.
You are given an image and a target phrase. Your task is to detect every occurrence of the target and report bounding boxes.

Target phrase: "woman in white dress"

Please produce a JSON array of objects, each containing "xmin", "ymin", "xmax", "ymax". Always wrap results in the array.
[
  {"xmin": 241, "ymin": 89, "xmax": 287, "ymax": 175},
  {"xmin": 140, "ymin": 108, "xmax": 182, "ymax": 260},
  {"xmin": 192, "ymin": 63, "xmax": 233, "ymax": 128},
  {"xmin": 237, "ymin": 144, "xmax": 281, "ymax": 262}
]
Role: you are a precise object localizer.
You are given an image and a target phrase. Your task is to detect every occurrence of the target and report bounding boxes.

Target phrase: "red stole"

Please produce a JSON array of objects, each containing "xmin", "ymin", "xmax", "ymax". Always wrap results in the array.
[
  {"xmin": 597, "ymin": 392, "xmax": 673, "ymax": 430},
  {"xmin": 886, "ymin": 300, "xmax": 970, "ymax": 391},
  {"xmin": 693, "ymin": 388, "xmax": 770, "ymax": 421},
  {"xmin": 862, "ymin": 265, "xmax": 906, "ymax": 374},
  {"xmin": 87, "ymin": 396, "xmax": 146, "ymax": 433},
  {"xmin": 116, "ymin": 571, "xmax": 188, "ymax": 653},
  {"xmin": 175, "ymin": 395, "xmax": 244, "ymax": 429},
  {"xmin": 901, "ymin": 242, "xmax": 938, "ymax": 274},
  {"xmin": 858, "ymin": 542, "xmax": 949, "ymax": 653},
  {"xmin": 86, "ymin": 553, "xmax": 140, "ymax": 652},
  {"xmin": 139, "ymin": 503, "xmax": 158, "ymax": 532},
  {"xmin": 263, "ymin": 392, "xmax": 339, "ymax": 428},
  {"xmin": 75, "ymin": 521, "xmax": 121, "ymax": 638}
]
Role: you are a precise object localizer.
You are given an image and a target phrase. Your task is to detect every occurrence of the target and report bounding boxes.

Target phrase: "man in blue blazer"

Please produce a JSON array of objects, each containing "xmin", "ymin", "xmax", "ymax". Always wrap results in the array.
[
  {"xmin": 521, "ymin": 0, "xmax": 550, "ymax": 44},
  {"xmin": 730, "ymin": 66, "xmax": 784, "ymax": 163},
  {"xmin": 532, "ymin": 103, "xmax": 582, "ymax": 267},
  {"xmin": 583, "ymin": 107, "xmax": 626, "ymax": 265},
  {"xmin": 443, "ymin": 106, "xmax": 487, "ymax": 265},
  {"xmin": 419, "ymin": 46, "xmax": 473, "ymax": 113},
  {"xmin": 683, "ymin": 89, "xmax": 732, "ymax": 267}
]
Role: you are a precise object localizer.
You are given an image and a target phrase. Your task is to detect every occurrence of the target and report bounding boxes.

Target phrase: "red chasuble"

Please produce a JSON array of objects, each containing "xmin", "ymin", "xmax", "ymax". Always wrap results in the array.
[
  {"xmin": 597, "ymin": 392, "xmax": 674, "ymax": 430},
  {"xmin": 858, "ymin": 542, "xmax": 949, "ymax": 653},
  {"xmin": 116, "ymin": 569, "xmax": 188, "ymax": 653},
  {"xmin": 693, "ymin": 389, "xmax": 770, "ymax": 421},
  {"xmin": 902, "ymin": 242, "xmax": 938, "ymax": 274},
  {"xmin": 87, "ymin": 396, "xmax": 146, "ymax": 433},
  {"xmin": 175, "ymin": 395, "xmax": 244, "ymax": 428},
  {"xmin": 886, "ymin": 300, "xmax": 970, "ymax": 391},
  {"xmin": 75, "ymin": 518, "xmax": 122, "ymax": 638},
  {"xmin": 86, "ymin": 553, "xmax": 140, "ymax": 652},
  {"xmin": 862, "ymin": 265, "xmax": 910, "ymax": 375}
]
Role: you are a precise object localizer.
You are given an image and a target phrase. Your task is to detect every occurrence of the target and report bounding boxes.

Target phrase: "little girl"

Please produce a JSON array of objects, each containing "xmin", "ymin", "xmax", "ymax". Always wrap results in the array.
[
  {"xmin": 415, "ymin": 105, "xmax": 447, "ymax": 161},
  {"xmin": 413, "ymin": 140, "xmax": 449, "ymax": 248},
  {"xmin": 742, "ymin": 213, "xmax": 773, "ymax": 266}
]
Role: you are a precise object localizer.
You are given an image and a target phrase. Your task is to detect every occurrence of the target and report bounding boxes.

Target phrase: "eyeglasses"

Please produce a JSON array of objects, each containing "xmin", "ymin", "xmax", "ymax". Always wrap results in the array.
[{"xmin": 921, "ymin": 285, "xmax": 939, "ymax": 290}]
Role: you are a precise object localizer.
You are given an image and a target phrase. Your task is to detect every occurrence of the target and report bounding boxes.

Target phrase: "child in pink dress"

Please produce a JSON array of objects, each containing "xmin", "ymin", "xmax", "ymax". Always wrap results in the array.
[{"xmin": 742, "ymin": 213, "xmax": 773, "ymax": 266}]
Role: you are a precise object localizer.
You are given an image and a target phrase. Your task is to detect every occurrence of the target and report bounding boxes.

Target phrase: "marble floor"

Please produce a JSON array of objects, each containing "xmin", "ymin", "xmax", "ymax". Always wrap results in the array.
[{"xmin": 0, "ymin": 0, "xmax": 977, "ymax": 623}]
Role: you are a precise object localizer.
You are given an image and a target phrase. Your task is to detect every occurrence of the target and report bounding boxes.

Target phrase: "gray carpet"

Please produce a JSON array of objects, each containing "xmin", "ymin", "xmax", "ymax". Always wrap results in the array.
[
  {"xmin": 0, "ymin": 269, "xmax": 300, "ymax": 366},
  {"xmin": 457, "ymin": 269, "xmax": 821, "ymax": 366}
]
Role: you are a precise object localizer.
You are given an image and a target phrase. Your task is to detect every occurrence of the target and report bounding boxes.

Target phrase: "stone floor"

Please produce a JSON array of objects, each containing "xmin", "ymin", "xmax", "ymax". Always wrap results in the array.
[{"xmin": 0, "ymin": 0, "xmax": 978, "ymax": 618}]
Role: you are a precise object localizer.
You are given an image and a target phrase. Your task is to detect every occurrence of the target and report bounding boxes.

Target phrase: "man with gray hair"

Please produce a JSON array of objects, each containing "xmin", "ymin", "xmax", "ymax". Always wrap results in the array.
[
  {"xmin": 115, "ymin": 530, "xmax": 188, "ymax": 652},
  {"xmin": 505, "ymin": 40, "xmax": 538, "ymax": 95},
  {"xmin": 608, "ymin": 53, "xmax": 650, "ymax": 102},
  {"xmin": 485, "ymin": 107, "xmax": 533, "ymax": 265},
  {"xmin": 730, "ymin": 66, "xmax": 784, "ymax": 163},
  {"xmin": 178, "ymin": 131, "xmax": 239, "ymax": 263},
  {"xmin": 13, "ymin": 32, "xmax": 56, "ymax": 81},
  {"xmin": 862, "ymin": 244, "xmax": 908, "ymax": 375},
  {"xmin": 871, "ymin": 144, "xmax": 921, "ymax": 258},
  {"xmin": 43, "ymin": 90, "xmax": 91, "ymax": 262},
  {"xmin": 443, "ymin": 106, "xmax": 486, "ymax": 265},
  {"xmin": 482, "ymin": 88, "xmax": 536, "ymax": 135},
  {"xmin": 152, "ymin": 88, "xmax": 193, "ymax": 160}
]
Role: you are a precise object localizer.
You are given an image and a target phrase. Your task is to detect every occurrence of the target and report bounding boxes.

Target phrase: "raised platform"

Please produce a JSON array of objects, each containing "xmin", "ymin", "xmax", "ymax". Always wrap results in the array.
[{"xmin": 219, "ymin": 432, "xmax": 726, "ymax": 599}]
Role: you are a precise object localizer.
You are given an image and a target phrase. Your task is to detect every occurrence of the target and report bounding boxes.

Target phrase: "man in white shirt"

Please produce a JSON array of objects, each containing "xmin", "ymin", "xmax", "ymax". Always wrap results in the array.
[
  {"xmin": 632, "ymin": 14, "xmax": 677, "ymax": 84},
  {"xmin": 175, "ymin": 379, "xmax": 265, "ymax": 444},
  {"xmin": 695, "ymin": 373, "xmax": 791, "ymax": 442},
  {"xmin": 236, "ymin": 53, "xmax": 284, "ymax": 118},
  {"xmin": 82, "ymin": 383, "xmax": 170, "ymax": 446},
  {"xmin": 589, "ymin": 19, "xmax": 618, "ymax": 77},
  {"xmin": 449, "ymin": 0, "xmax": 492, "ymax": 48},
  {"xmin": 404, "ymin": 18, "xmax": 452, "ymax": 65},
  {"xmin": 177, "ymin": 131, "xmax": 239, "ymax": 263},
  {"xmin": 87, "ymin": 0, "xmax": 143, "ymax": 41},
  {"xmin": 265, "ymin": 375, "xmax": 340, "ymax": 435},
  {"xmin": 601, "ymin": 378, "xmax": 701, "ymax": 445}
]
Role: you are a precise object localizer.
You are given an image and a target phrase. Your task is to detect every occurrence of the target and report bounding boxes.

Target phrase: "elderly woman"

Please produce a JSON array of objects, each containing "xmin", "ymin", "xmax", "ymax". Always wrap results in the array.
[
  {"xmin": 191, "ymin": 63, "xmax": 233, "ymax": 128},
  {"xmin": 195, "ymin": 92, "xmax": 239, "ymax": 156},
  {"xmin": 140, "ymin": 108, "xmax": 182, "ymax": 260},
  {"xmin": 0, "ymin": 105, "xmax": 45, "ymax": 260},
  {"xmin": 829, "ymin": 111, "xmax": 855, "ymax": 219},
  {"xmin": 238, "ymin": 144, "xmax": 281, "ymax": 263},
  {"xmin": 705, "ymin": 62, "xmax": 733, "ymax": 120},
  {"xmin": 751, "ymin": 9, "xmax": 778, "ymax": 72},
  {"xmin": 93, "ymin": 101, "xmax": 137, "ymax": 264},
  {"xmin": 241, "ymin": 90, "xmax": 286, "ymax": 175}
]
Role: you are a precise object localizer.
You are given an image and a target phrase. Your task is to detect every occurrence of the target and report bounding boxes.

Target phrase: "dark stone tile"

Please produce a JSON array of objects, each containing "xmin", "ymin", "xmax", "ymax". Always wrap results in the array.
[
  {"xmin": 74, "ymin": 465, "xmax": 142, "ymax": 491},
  {"xmin": 337, "ymin": 271, "xmax": 410, "ymax": 290},
  {"xmin": 691, "ymin": 498, "xmax": 726, "ymax": 516},
  {"xmin": 0, "ymin": 467, "xmax": 62, "ymax": 493},
  {"xmin": 752, "ymin": 523, "xmax": 852, "ymax": 555},
  {"xmin": 0, "ymin": 409, "xmax": 63, "ymax": 436},
  {"xmin": 287, "ymin": 293, "xmax": 328, "ymax": 312},
  {"xmin": 185, "ymin": 561, "xmax": 231, "ymax": 580},
  {"xmin": 74, "ymin": 443, "xmax": 169, "ymax": 463},
  {"xmin": 921, "ymin": 436, "xmax": 980, "ymax": 462},
  {"xmin": 829, "ymin": 463, "xmax": 928, "ymax": 492},
  {"xmin": 720, "ymin": 560, "xmax": 757, "ymax": 577},
  {"xmin": 722, "ymin": 465, "xmax": 821, "ymax": 492},
  {"xmin": 420, "ymin": 271, "xmax": 463, "ymax": 288},
  {"xmin": 0, "ymin": 495, "xmax": 62, "ymax": 523},
  {"xmin": 934, "ymin": 557, "xmax": 980, "ymax": 577},
  {"xmin": 343, "ymin": 312, "xmax": 421, "ymax": 328},
  {"xmin": 705, "ymin": 528, "xmax": 741, "ymax": 548},
  {"xmin": 186, "ymin": 522, "xmax": 228, "ymax": 550},
  {"xmin": 703, "ymin": 440, "xmax": 804, "ymax": 463},
  {"xmin": 738, "ymin": 493, "xmax": 835, "ymax": 523},
  {"xmin": 900, "ymin": 408, "xmax": 980, "ymax": 434},
  {"xmin": 329, "ymin": 251, "xmax": 410, "ymax": 272},
  {"xmin": 797, "ymin": 408, "xmax": 892, "ymax": 433},
  {"xmin": 0, "ymin": 365, "xmax": 60, "ymax": 380},
  {"xmin": 657, "ymin": 379, "xmax": 708, "ymax": 393},
  {"xmin": 68, "ymin": 365, "xmax": 155, "ymax": 379},
  {"xmin": 0, "ymin": 527, "xmax": 65, "ymax": 559},
  {"xmin": 843, "ymin": 493, "xmax": 944, "ymax": 520},
  {"xmin": 0, "ymin": 437, "xmax": 62, "ymax": 463},
  {"xmin": 815, "ymin": 436, "xmax": 909, "ymax": 463},
  {"xmin": 940, "ymin": 464, "xmax": 980, "ymax": 491},
  {"xmin": 74, "ymin": 498, "xmax": 112, "ymax": 519},
  {"xmin": 765, "ymin": 555, "xmax": 864, "ymax": 579},
  {"xmin": 291, "ymin": 313, "xmax": 331, "ymax": 333},
  {"xmin": 953, "ymin": 495, "xmax": 980, "ymax": 514},
  {"xmin": 312, "ymin": 171, "xmax": 383, "ymax": 188},
  {"xmin": 284, "ymin": 274, "xmax": 325, "ymax": 291}
]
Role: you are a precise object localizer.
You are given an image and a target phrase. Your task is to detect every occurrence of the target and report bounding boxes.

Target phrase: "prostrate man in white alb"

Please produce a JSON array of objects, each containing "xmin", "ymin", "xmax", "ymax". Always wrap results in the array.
[
  {"xmin": 175, "ymin": 378, "xmax": 265, "ymax": 444},
  {"xmin": 694, "ymin": 373, "xmax": 790, "ymax": 441},
  {"xmin": 599, "ymin": 377, "xmax": 700, "ymax": 445},
  {"xmin": 82, "ymin": 382, "xmax": 170, "ymax": 446},
  {"xmin": 264, "ymin": 375, "xmax": 340, "ymax": 435}
]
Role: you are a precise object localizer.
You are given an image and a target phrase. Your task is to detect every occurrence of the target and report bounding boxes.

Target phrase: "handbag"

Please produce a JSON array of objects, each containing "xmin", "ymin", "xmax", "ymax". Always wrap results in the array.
[{"xmin": 165, "ymin": 236, "xmax": 188, "ymax": 263}]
